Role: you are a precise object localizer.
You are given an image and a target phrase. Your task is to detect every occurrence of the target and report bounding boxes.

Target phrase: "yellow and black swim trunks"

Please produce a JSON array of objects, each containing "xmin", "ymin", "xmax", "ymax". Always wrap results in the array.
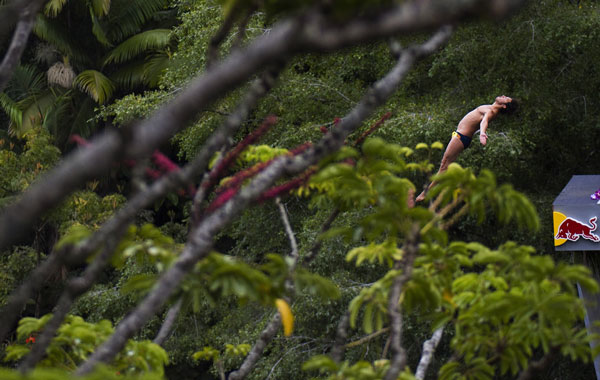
[{"xmin": 452, "ymin": 131, "xmax": 472, "ymax": 149}]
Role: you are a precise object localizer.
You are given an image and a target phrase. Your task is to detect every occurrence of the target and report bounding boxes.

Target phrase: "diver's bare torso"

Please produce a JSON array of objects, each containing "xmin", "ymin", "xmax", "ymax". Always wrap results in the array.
[{"xmin": 456, "ymin": 105, "xmax": 497, "ymax": 137}]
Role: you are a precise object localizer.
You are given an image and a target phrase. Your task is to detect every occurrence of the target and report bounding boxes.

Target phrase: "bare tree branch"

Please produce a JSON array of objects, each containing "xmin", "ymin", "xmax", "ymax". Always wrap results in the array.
[
  {"xmin": 344, "ymin": 327, "xmax": 390, "ymax": 349},
  {"xmin": 228, "ymin": 313, "xmax": 282, "ymax": 380},
  {"xmin": 0, "ymin": 0, "xmax": 46, "ymax": 92},
  {"xmin": 231, "ymin": 5, "xmax": 256, "ymax": 51},
  {"xmin": 0, "ymin": 0, "xmax": 524, "ymax": 252},
  {"xmin": 330, "ymin": 311, "xmax": 351, "ymax": 363},
  {"xmin": 18, "ymin": 228, "xmax": 128, "ymax": 371},
  {"xmin": 153, "ymin": 298, "xmax": 183, "ymax": 346},
  {"xmin": 0, "ymin": 0, "xmax": 43, "ymax": 92},
  {"xmin": 75, "ymin": 23, "xmax": 453, "ymax": 376},
  {"xmin": 227, "ymin": 197, "xmax": 298, "ymax": 380},
  {"xmin": 276, "ymin": 197, "xmax": 298, "ymax": 261},
  {"xmin": 0, "ymin": 250, "xmax": 67, "ymax": 344},
  {"xmin": 302, "ymin": 208, "xmax": 340, "ymax": 264},
  {"xmin": 415, "ymin": 327, "xmax": 444, "ymax": 380},
  {"xmin": 383, "ymin": 223, "xmax": 420, "ymax": 380}
]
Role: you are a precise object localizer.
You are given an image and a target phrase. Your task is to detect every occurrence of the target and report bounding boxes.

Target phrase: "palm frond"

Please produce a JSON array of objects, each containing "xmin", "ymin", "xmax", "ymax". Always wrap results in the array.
[
  {"xmin": 42, "ymin": 91, "xmax": 77, "ymax": 142},
  {"xmin": 106, "ymin": 0, "xmax": 168, "ymax": 42},
  {"xmin": 90, "ymin": 0, "xmax": 111, "ymax": 17},
  {"xmin": 4, "ymin": 65, "xmax": 46, "ymax": 100},
  {"xmin": 90, "ymin": 10, "xmax": 113, "ymax": 46},
  {"xmin": 44, "ymin": 0, "xmax": 69, "ymax": 17},
  {"xmin": 143, "ymin": 52, "xmax": 170, "ymax": 87},
  {"xmin": 110, "ymin": 61, "xmax": 146, "ymax": 89},
  {"xmin": 104, "ymin": 29, "xmax": 171, "ymax": 65},
  {"xmin": 33, "ymin": 14, "xmax": 91, "ymax": 65},
  {"xmin": 13, "ymin": 92, "xmax": 57, "ymax": 137},
  {"xmin": 74, "ymin": 70, "xmax": 115, "ymax": 104},
  {"xmin": 0, "ymin": 92, "xmax": 23, "ymax": 128}
]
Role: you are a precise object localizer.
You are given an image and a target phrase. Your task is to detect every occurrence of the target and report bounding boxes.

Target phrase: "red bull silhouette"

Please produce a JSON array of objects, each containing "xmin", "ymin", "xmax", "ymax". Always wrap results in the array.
[{"xmin": 555, "ymin": 216, "xmax": 600, "ymax": 242}]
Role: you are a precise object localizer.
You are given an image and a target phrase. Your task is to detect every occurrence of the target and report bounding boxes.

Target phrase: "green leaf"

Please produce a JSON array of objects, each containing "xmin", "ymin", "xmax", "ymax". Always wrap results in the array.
[
  {"xmin": 3, "ymin": 345, "xmax": 31, "ymax": 362},
  {"xmin": 90, "ymin": 9, "xmax": 112, "ymax": 47},
  {"xmin": 55, "ymin": 223, "xmax": 92, "ymax": 250},
  {"xmin": 295, "ymin": 269, "xmax": 341, "ymax": 299},
  {"xmin": 90, "ymin": 0, "xmax": 111, "ymax": 17},
  {"xmin": 121, "ymin": 273, "xmax": 158, "ymax": 296},
  {"xmin": 74, "ymin": 70, "xmax": 115, "ymax": 104},
  {"xmin": 192, "ymin": 347, "xmax": 220, "ymax": 362},
  {"xmin": 104, "ymin": 29, "xmax": 171, "ymax": 65},
  {"xmin": 431, "ymin": 141, "xmax": 445, "ymax": 150},
  {"xmin": 16, "ymin": 314, "xmax": 53, "ymax": 339},
  {"xmin": 302, "ymin": 355, "xmax": 339, "ymax": 372},
  {"xmin": 105, "ymin": 0, "xmax": 169, "ymax": 42},
  {"xmin": 44, "ymin": 0, "xmax": 69, "ymax": 17}
]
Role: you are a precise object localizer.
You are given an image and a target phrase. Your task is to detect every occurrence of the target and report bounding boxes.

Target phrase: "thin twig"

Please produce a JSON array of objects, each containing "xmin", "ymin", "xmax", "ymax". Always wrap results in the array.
[
  {"xmin": 206, "ymin": 5, "xmax": 239, "ymax": 68},
  {"xmin": 153, "ymin": 298, "xmax": 183, "ymax": 346},
  {"xmin": 276, "ymin": 197, "xmax": 298, "ymax": 261},
  {"xmin": 330, "ymin": 311, "xmax": 350, "ymax": 363},
  {"xmin": 383, "ymin": 223, "xmax": 420, "ymax": 380},
  {"xmin": 302, "ymin": 208, "xmax": 340, "ymax": 264},
  {"xmin": 18, "ymin": 227, "xmax": 128, "ymax": 371},
  {"xmin": 344, "ymin": 327, "xmax": 390, "ymax": 348},
  {"xmin": 232, "ymin": 5, "xmax": 257, "ymax": 51},
  {"xmin": 228, "ymin": 313, "xmax": 282, "ymax": 380},
  {"xmin": 415, "ymin": 327, "xmax": 444, "ymax": 380},
  {"xmin": 228, "ymin": 196, "xmax": 299, "ymax": 380},
  {"xmin": 441, "ymin": 204, "xmax": 469, "ymax": 230},
  {"xmin": 421, "ymin": 193, "xmax": 464, "ymax": 234}
]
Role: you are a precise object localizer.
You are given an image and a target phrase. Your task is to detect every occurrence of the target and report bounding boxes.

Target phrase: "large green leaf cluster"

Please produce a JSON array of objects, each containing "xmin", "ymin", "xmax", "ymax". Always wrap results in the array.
[{"xmin": 4, "ymin": 315, "xmax": 168, "ymax": 376}]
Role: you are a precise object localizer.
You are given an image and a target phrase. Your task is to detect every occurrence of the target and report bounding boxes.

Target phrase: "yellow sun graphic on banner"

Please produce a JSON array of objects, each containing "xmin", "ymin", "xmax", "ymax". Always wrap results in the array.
[{"xmin": 553, "ymin": 211, "xmax": 567, "ymax": 246}]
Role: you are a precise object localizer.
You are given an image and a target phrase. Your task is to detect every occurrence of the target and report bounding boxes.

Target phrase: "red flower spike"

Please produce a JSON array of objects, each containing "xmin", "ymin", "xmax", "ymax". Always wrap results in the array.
[
  {"xmin": 69, "ymin": 134, "xmax": 90, "ymax": 147},
  {"xmin": 353, "ymin": 112, "xmax": 392, "ymax": 147},
  {"xmin": 214, "ymin": 140, "xmax": 310, "ymax": 196},
  {"xmin": 258, "ymin": 168, "xmax": 316, "ymax": 202},
  {"xmin": 145, "ymin": 168, "xmax": 162, "ymax": 179},
  {"xmin": 26, "ymin": 336, "xmax": 35, "ymax": 344},
  {"xmin": 68, "ymin": 134, "xmax": 195, "ymax": 197},
  {"xmin": 320, "ymin": 126, "xmax": 328, "ymax": 134},
  {"xmin": 215, "ymin": 160, "xmax": 272, "ymax": 193},
  {"xmin": 206, "ymin": 138, "xmax": 310, "ymax": 214},
  {"xmin": 208, "ymin": 116, "xmax": 278, "ymax": 188},
  {"xmin": 289, "ymin": 142, "xmax": 312, "ymax": 156},
  {"xmin": 206, "ymin": 187, "xmax": 237, "ymax": 213},
  {"xmin": 152, "ymin": 151, "xmax": 180, "ymax": 173}
]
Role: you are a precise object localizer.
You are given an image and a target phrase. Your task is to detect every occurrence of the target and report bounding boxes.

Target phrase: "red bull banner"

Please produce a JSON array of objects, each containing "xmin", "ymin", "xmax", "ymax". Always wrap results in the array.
[
  {"xmin": 553, "ymin": 175, "xmax": 600, "ymax": 251},
  {"xmin": 554, "ymin": 213, "xmax": 600, "ymax": 247}
]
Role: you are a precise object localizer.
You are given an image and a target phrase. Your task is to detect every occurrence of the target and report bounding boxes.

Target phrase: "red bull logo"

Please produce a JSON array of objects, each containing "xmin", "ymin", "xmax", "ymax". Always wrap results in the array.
[{"xmin": 554, "ymin": 212, "xmax": 600, "ymax": 246}]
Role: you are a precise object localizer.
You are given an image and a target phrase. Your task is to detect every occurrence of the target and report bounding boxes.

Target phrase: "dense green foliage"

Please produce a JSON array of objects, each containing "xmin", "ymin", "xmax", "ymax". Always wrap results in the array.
[{"xmin": 2, "ymin": 0, "xmax": 600, "ymax": 379}]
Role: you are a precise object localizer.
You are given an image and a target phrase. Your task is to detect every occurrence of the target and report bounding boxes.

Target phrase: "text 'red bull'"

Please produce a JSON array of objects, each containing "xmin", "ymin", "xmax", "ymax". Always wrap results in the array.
[{"xmin": 555, "ymin": 216, "xmax": 600, "ymax": 242}]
